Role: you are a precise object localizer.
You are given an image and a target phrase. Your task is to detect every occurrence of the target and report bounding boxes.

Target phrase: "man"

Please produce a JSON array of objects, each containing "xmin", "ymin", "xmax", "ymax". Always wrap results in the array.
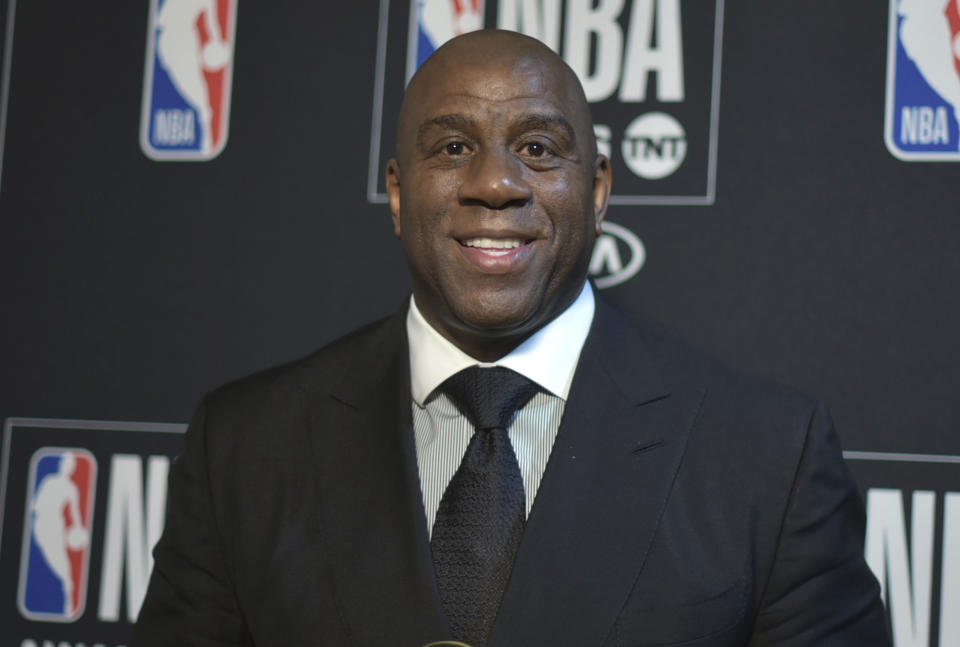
[{"xmin": 132, "ymin": 30, "xmax": 889, "ymax": 646}]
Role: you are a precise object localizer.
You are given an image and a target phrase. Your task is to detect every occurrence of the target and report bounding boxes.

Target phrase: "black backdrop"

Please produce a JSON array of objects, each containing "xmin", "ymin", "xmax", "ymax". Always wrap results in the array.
[{"xmin": 0, "ymin": 2, "xmax": 957, "ymax": 646}]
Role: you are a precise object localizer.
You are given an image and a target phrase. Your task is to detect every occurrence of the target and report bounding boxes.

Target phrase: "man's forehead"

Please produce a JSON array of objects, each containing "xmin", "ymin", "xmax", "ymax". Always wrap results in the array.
[
  {"xmin": 407, "ymin": 58, "xmax": 584, "ymax": 131},
  {"xmin": 414, "ymin": 55, "xmax": 564, "ymax": 103},
  {"xmin": 415, "ymin": 91, "xmax": 569, "ymax": 125}
]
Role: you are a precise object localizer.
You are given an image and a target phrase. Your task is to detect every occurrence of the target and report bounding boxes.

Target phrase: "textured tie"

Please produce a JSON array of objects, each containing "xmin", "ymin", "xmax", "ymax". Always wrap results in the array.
[{"xmin": 431, "ymin": 366, "xmax": 541, "ymax": 647}]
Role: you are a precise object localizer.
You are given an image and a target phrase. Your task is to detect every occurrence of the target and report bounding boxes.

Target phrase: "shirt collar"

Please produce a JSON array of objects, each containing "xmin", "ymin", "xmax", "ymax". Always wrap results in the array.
[{"xmin": 406, "ymin": 282, "xmax": 595, "ymax": 405}]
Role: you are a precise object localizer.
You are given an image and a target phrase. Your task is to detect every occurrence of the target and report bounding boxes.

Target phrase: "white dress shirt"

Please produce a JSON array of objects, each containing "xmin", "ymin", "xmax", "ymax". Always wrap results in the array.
[{"xmin": 407, "ymin": 282, "xmax": 595, "ymax": 535}]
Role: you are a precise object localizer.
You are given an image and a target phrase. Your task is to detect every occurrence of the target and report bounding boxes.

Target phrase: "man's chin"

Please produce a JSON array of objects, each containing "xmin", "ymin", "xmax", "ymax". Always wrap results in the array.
[
  {"xmin": 443, "ymin": 279, "xmax": 582, "ymax": 338},
  {"xmin": 414, "ymin": 280, "xmax": 575, "ymax": 357},
  {"xmin": 453, "ymin": 307, "xmax": 539, "ymax": 336},
  {"xmin": 441, "ymin": 300, "xmax": 553, "ymax": 356}
]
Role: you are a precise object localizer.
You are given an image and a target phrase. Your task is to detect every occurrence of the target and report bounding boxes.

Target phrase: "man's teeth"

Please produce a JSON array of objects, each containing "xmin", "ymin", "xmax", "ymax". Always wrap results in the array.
[{"xmin": 462, "ymin": 237, "xmax": 524, "ymax": 249}]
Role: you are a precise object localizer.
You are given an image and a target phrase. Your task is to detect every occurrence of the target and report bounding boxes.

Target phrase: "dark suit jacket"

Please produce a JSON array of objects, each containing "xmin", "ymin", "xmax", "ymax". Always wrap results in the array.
[{"xmin": 132, "ymin": 298, "xmax": 889, "ymax": 646}]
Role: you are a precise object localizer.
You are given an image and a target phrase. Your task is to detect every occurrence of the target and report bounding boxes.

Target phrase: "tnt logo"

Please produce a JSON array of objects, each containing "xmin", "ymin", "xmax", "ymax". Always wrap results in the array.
[
  {"xmin": 140, "ymin": 0, "xmax": 238, "ymax": 161},
  {"xmin": 885, "ymin": 0, "xmax": 960, "ymax": 160},
  {"xmin": 17, "ymin": 449, "xmax": 97, "ymax": 622},
  {"xmin": 407, "ymin": 0, "xmax": 485, "ymax": 82},
  {"xmin": 621, "ymin": 112, "xmax": 687, "ymax": 179}
]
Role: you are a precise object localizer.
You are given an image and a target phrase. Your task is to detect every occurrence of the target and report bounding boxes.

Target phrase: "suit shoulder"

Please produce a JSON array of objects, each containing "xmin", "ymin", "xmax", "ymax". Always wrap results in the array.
[
  {"xmin": 603, "ymin": 300, "xmax": 819, "ymax": 419},
  {"xmin": 601, "ymin": 300, "xmax": 831, "ymax": 480}
]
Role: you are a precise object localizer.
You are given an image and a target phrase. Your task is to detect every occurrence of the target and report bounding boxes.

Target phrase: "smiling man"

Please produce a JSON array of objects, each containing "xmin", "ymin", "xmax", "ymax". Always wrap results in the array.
[{"xmin": 132, "ymin": 30, "xmax": 889, "ymax": 647}]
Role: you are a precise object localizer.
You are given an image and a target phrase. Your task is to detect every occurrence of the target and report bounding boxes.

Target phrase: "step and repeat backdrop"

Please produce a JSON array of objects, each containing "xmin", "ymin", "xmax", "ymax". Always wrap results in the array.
[{"xmin": 0, "ymin": 1, "xmax": 958, "ymax": 646}]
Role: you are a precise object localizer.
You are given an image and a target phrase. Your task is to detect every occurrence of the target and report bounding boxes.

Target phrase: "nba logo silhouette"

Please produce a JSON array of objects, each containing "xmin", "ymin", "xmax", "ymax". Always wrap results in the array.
[
  {"xmin": 140, "ymin": 0, "xmax": 238, "ymax": 160},
  {"xmin": 406, "ymin": 0, "xmax": 485, "ymax": 83},
  {"xmin": 17, "ymin": 448, "xmax": 97, "ymax": 622},
  {"xmin": 885, "ymin": 0, "xmax": 960, "ymax": 160}
]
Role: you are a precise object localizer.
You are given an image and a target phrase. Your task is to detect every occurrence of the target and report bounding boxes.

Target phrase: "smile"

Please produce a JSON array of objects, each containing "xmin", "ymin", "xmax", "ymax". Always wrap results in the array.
[
  {"xmin": 460, "ymin": 237, "xmax": 531, "ymax": 256},
  {"xmin": 455, "ymin": 235, "xmax": 536, "ymax": 272}
]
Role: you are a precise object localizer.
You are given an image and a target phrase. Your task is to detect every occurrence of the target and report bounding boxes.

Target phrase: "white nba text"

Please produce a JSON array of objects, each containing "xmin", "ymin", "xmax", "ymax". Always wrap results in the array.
[{"xmin": 865, "ymin": 488, "xmax": 959, "ymax": 646}]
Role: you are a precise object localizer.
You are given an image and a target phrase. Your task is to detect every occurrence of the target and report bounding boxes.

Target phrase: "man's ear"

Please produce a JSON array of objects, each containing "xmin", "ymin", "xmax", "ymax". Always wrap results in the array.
[
  {"xmin": 592, "ymin": 154, "xmax": 612, "ymax": 234},
  {"xmin": 386, "ymin": 158, "xmax": 402, "ymax": 237}
]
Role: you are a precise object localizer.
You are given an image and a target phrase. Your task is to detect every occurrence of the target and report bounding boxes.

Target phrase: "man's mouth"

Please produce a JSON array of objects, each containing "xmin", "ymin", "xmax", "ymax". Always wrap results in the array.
[
  {"xmin": 460, "ymin": 237, "xmax": 531, "ymax": 256},
  {"xmin": 455, "ymin": 234, "xmax": 537, "ymax": 272}
]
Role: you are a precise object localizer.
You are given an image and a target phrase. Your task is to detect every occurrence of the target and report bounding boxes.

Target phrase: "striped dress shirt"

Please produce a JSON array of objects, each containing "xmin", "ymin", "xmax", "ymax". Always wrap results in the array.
[{"xmin": 406, "ymin": 283, "xmax": 595, "ymax": 537}]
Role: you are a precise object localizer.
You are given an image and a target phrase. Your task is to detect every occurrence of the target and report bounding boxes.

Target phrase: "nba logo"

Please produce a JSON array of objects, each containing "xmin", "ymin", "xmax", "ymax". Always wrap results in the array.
[
  {"xmin": 17, "ymin": 448, "xmax": 97, "ymax": 622},
  {"xmin": 406, "ymin": 0, "xmax": 485, "ymax": 83},
  {"xmin": 140, "ymin": 0, "xmax": 238, "ymax": 160},
  {"xmin": 885, "ymin": 0, "xmax": 960, "ymax": 160}
]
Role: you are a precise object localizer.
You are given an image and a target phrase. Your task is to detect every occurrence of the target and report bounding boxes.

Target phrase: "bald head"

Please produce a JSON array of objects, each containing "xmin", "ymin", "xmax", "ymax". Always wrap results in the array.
[{"xmin": 396, "ymin": 30, "xmax": 595, "ymax": 164}]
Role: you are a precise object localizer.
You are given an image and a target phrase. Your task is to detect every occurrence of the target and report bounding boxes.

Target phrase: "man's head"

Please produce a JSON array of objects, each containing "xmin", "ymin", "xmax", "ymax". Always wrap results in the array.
[{"xmin": 386, "ymin": 30, "xmax": 612, "ymax": 361}]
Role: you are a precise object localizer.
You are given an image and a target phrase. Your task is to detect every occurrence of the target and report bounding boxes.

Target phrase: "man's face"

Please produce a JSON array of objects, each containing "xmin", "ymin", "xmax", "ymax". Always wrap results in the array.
[{"xmin": 387, "ymin": 35, "xmax": 611, "ymax": 360}]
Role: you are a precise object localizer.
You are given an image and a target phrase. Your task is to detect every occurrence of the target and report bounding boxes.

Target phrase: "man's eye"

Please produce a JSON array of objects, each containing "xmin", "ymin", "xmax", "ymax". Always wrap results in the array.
[
  {"xmin": 523, "ymin": 142, "xmax": 548, "ymax": 157},
  {"xmin": 444, "ymin": 142, "xmax": 466, "ymax": 156}
]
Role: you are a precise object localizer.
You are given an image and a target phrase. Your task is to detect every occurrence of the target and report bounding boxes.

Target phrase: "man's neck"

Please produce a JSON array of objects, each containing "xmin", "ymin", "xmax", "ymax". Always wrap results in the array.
[
  {"xmin": 412, "ymin": 294, "xmax": 585, "ymax": 362},
  {"xmin": 406, "ymin": 283, "xmax": 595, "ymax": 404}
]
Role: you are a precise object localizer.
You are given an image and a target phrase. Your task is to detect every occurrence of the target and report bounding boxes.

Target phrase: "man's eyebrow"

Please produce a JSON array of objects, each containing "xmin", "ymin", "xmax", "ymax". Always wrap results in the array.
[
  {"xmin": 514, "ymin": 114, "xmax": 577, "ymax": 144},
  {"xmin": 415, "ymin": 113, "xmax": 577, "ymax": 143},
  {"xmin": 417, "ymin": 114, "xmax": 476, "ymax": 146}
]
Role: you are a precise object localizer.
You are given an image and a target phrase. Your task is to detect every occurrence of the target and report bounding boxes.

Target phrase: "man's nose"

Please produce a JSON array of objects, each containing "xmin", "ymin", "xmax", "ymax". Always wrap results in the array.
[{"xmin": 458, "ymin": 148, "xmax": 533, "ymax": 209}]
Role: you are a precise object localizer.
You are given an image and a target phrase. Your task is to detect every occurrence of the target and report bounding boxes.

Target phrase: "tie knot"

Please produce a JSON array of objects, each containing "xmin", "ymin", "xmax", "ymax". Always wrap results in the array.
[{"xmin": 439, "ymin": 366, "xmax": 541, "ymax": 431}]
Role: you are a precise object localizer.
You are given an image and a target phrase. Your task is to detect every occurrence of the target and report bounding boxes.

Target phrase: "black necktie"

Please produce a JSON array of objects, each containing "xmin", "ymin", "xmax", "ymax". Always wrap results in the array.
[{"xmin": 431, "ymin": 366, "xmax": 541, "ymax": 647}]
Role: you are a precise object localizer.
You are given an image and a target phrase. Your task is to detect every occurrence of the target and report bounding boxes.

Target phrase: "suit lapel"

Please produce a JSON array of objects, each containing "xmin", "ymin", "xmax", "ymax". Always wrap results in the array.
[
  {"xmin": 490, "ymin": 299, "xmax": 707, "ymax": 647},
  {"xmin": 302, "ymin": 311, "xmax": 449, "ymax": 645}
]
